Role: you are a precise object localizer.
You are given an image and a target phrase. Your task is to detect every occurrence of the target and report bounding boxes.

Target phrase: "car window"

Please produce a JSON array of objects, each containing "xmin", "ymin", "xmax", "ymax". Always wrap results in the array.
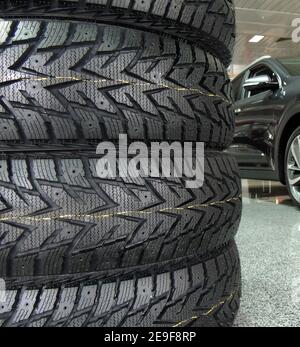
[
  {"xmin": 232, "ymin": 73, "xmax": 245, "ymax": 101},
  {"xmin": 244, "ymin": 65, "xmax": 278, "ymax": 98}
]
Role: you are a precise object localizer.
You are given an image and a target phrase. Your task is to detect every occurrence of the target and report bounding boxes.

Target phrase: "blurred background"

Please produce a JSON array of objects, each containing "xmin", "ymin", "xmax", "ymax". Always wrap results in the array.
[{"xmin": 230, "ymin": 0, "xmax": 300, "ymax": 76}]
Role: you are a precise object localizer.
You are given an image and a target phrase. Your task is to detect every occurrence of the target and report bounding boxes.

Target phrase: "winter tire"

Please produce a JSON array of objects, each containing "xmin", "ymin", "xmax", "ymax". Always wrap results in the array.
[
  {"xmin": 0, "ymin": 19, "xmax": 234, "ymax": 151},
  {"xmin": 0, "ymin": 241, "xmax": 241, "ymax": 327},
  {"xmin": 0, "ymin": 151, "xmax": 241, "ymax": 276},
  {"xmin": 0, "ymin": 0, "xmax": 236, "ymax": 67}
]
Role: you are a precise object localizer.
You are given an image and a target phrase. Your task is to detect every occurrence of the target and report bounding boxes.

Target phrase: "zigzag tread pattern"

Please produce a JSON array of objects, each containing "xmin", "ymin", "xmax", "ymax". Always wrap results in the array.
[
  {"xmin": 0, "ymin": 241, "xmax": 241, "ymax": 327},
  {"xmin": 0, "ymin": 0, "xmax": 236, "ymax": 67},
  {"xmin": 0, "ymin": 151, "xmax": 242, "ymax": 276},
  {"xmin": 0, "ymin": 19, "xmax": 234, "ymax": 150}
]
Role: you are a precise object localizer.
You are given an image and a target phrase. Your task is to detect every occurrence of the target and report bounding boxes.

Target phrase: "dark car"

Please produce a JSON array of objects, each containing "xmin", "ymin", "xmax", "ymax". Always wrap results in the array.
[{"xmin": 230, "ymin": 56, "xmax": 300, "ymax": 207}]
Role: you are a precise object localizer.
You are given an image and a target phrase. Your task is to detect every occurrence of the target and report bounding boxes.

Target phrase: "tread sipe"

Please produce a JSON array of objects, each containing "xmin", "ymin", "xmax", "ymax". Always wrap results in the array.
[
  {"xmin": 0, "ymin": 241, "xmax": 241, "ymax": 327},
  {"xmin": 0, "ymin": 151, "xmax": 242, "ymax": 276},
  {"xmin": 0, "ymin": 0, "xmax": 236, "ymax": 67}
]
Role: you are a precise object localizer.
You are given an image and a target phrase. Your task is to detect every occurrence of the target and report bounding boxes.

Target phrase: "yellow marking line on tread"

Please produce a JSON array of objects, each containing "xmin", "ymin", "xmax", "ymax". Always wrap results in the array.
[
  {"xmin": 172, "ymin": 291, "xmax": 237, "ymax": 327},
  {"xmin": 0, "ymin": 76, "xmax": 231, "ymax": 104},
  {"xmin": 0, "ymin": 195, "xmax": 242, "ymax": 222},
  {"xmin": 172, "ymin": 316, "xmax": 198, "ymax": 328}
]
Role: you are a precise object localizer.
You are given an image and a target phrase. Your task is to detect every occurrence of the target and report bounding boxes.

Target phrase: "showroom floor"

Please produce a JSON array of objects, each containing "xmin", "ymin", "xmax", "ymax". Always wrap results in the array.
[{"xmin": 235, "ymin": 180, "xmax": 300, "ymax": 327}]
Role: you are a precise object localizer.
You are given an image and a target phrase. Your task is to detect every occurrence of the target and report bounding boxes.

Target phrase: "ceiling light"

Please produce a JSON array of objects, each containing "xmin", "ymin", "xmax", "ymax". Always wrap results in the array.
[{"xmin": 249, "ymin": 35, "xmax": 265, "ymax": 43}]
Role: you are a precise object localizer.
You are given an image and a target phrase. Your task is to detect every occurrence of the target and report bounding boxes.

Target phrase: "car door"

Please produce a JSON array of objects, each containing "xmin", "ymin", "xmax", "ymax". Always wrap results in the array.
[{"xmin": 231, "ymin": 63, "xmax": 281, "ymax": 171}]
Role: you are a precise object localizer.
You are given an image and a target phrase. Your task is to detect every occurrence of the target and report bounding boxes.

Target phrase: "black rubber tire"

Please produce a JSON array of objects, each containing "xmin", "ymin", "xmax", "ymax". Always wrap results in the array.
[
  {"xmin": 0, "ymin": 241, "xmax": 241, "ymax": 327},
  {"xmin": 0, "ymin": 151, "xmax": 242, "ymax": 276},
  {"xmin": 285, "ymin": 126, "xmax": 300, "ymax": 208},
  {"xmin": 0, "ymin": 0, "xmax": 236, "ymax": 67},
  {"xmin": 0, "ymin": 19, "xmax": 234, "ymax": 151}
]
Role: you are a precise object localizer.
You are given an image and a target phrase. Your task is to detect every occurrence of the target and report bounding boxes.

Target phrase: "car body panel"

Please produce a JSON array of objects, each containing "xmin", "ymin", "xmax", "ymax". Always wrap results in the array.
[{"xmin": 229, "ymin": 57, "xmax": 300, "ymax": 183}]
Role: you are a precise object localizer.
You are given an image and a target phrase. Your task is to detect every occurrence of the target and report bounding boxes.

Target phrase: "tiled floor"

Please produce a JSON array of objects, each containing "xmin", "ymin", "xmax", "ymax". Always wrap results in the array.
[{"xmin": 235, "ymin": 180, "xmax": 300, "ymax": 327}]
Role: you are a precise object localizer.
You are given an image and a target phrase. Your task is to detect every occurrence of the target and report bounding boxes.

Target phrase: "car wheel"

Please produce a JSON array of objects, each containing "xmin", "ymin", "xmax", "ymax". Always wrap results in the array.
[{"xmin": 285, "ymin": 127, "xmax": 300, "ymax": 207}]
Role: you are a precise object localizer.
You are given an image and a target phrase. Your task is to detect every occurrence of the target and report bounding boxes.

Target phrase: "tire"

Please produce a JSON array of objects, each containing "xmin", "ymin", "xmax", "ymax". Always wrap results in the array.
[
  {"xmin": 0, "ymin": 19, "xmax": 234, "ymax": 151},
  {"xmin": 0, "ymin": 0, "xmax": 235, "ymax": 67},
  {"xmin": 0, "ymin": 151, "xmax": 242, "ymax": 276},
  {"xmin": 285, "ymin": 126, "xmax": 300, "ymax": 208},
  {"xmin": 0, "ymin": 241, "xmax": 241, "ymax": 327}
]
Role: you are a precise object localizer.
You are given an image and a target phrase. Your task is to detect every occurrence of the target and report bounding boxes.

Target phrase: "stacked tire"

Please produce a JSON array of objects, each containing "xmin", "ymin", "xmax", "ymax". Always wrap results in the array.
[{"xmin": 0, "ymin": 1, "xmax": 241, "ymax": 327}]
